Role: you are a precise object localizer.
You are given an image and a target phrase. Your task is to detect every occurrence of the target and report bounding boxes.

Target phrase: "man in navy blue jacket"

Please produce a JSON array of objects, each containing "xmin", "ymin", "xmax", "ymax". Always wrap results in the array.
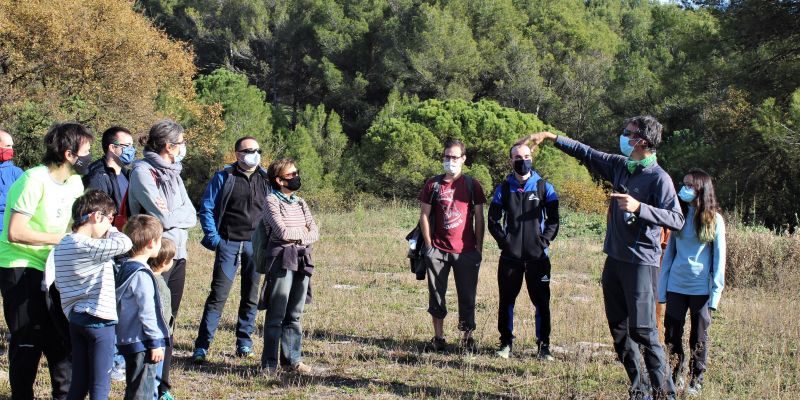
[
  {"xmin": 521, "ymin": 116, "xmax": 684, "ymax": 400},
  {"xmin": 193, "ymin": 136, "xmax": 270, "ymax": 362},
  {"xmin": 488, "ymin": 143, "xmax": 559, "ymax": 361},
  {"xmin": 83, "ymin": 126, "xmax": 135, "ymax": 211}
]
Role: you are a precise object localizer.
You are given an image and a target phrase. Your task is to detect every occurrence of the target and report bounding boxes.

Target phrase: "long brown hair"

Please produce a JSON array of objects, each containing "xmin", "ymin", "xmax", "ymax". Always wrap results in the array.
[{"xmin": 679, "ymin": 169, "xmax": 719, "ymax": 243}]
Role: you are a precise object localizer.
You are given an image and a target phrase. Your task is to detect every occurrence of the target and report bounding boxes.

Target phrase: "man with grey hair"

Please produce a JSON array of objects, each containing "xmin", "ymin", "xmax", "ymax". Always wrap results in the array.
[
  {"xmin": 520, "ymin": 116, "xmax": 683, "ymax": 400},
  {"xmin": 0, "ymin": 129, "xmax": 23, "ymax": 237}
]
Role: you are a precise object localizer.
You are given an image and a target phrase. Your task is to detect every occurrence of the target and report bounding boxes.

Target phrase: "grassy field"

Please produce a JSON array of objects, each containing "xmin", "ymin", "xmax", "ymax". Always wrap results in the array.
[{"xmin": 1, "ymin": 204, "xmax": 798, "ymax": 399}]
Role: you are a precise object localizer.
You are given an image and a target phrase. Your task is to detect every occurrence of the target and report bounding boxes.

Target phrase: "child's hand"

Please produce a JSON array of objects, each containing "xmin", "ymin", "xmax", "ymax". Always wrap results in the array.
[{"xmin": 149, "ymin": 347, "xmax": 165, "ymax": 363}]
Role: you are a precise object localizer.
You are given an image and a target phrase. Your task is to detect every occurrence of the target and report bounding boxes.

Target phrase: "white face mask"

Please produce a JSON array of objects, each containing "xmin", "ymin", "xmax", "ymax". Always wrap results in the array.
[
  {"xmin": 242, "ymin": 152, "xmax": 261, "ymax": 168},
  {"xmin": 443, "ymin": 160, "xmax": 461, "ymax": 175},
  {"xmin": 173, "ymin": 143, "xmax": 187, "ymax": 163}
]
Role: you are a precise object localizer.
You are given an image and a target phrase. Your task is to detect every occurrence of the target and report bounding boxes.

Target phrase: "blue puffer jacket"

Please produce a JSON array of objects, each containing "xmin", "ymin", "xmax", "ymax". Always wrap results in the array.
[
  {"xmin": 198, "ymin": 163, "xmax": 270, "ymax": 250},
  {"xmin": 0, "ymin": 160, "xmax": 23, "ymax": 235}
]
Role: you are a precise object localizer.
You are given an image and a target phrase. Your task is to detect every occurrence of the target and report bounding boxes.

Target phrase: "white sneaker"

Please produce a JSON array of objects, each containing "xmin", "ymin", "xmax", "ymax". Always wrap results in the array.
[{"xmin": 495, "ymin": 344, "xmax": 512, "ymax": 359}]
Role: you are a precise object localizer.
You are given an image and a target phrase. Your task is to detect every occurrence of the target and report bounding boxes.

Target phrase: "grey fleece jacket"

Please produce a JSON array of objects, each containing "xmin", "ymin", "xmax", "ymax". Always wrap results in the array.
[
  {"xmin": 554, "ymin": 136, "xmax": 684, "ymax": 266},
  {"xmin": 127, "ymin": 159, "xmax": 196, "ymax": 260}
]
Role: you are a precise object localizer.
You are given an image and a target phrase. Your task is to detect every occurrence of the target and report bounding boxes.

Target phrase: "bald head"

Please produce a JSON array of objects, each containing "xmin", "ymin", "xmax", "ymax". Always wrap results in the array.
[{"xmin": 0, "ymin": 130, "xmax": 12, "ymax": 148}]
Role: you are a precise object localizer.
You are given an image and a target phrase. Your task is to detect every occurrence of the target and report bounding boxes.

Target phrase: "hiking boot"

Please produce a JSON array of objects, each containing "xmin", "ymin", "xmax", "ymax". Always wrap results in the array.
[
  {"xmin": 192, "ymin": 348, "xmax": 208, "ymax": 364},
  {"xmin": 261, "ymin": 365, "xmax": 278, "ymax": 376},
  {"xmin": 292, "ymin": 362, "xmax": 313, "ymax": 375},
  {"xmin": 460, "ymin": 337, "xmax": 478, "ymax": 354},
  {"xmin": 495, "ymin": 344, "xmax": 512, "ymax": 359},
  {"xmin": 537, "ymin": 342, "xmax": 554, "ymax": 361},
  {"xmin": 235, "ymin": 345, "xmax": 254, "ymax": 358},
  {"xmin": 424, "ymin": 336, "xmax": 447, "ymax": 353}
]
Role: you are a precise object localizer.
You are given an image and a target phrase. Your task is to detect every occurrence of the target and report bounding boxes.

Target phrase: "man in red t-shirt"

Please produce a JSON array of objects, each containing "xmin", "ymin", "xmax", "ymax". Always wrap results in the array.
[{"xmin": 419, "ymin": 139, "xmax": 486, "ymax": 353}]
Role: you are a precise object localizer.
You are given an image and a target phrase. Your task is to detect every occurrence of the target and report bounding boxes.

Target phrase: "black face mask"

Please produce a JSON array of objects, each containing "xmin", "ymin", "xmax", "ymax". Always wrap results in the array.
[
  {"xmin": 513, "ymin": 159, "xmax": 532, "ymax": 176},
  {"xmin": 284, "ymin": 176, "xmax": 302, "ymax": 191},
  {"xmin": 73, "ymin": 154, "xmax": 93, "ymax": 176}
]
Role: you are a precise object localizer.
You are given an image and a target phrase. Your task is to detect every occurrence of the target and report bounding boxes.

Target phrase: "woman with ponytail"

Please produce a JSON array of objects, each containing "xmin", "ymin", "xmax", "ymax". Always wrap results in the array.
[{"xmin": 658, "ymin": 169, "xmax": 726, "ymax": 397}]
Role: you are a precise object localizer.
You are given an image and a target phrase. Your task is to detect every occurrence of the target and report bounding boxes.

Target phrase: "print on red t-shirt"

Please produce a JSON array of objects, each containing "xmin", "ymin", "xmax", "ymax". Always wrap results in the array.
[{"xmin": 419, "ymin": 175, "xmax": 486, "ymax": 254}]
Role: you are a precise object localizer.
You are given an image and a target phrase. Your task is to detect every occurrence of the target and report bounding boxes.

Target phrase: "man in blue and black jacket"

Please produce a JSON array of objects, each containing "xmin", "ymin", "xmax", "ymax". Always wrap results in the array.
[
  {"xmin": 488, "ymin": 143, "xmax": 559, "ymax": 361},
  {"xmin": 193, "ymin": 136, "xmax": 270, "ymax": 363},
  {"xmin": 522, "ymin": 115, "xmax": 683, "ymax": 400}
]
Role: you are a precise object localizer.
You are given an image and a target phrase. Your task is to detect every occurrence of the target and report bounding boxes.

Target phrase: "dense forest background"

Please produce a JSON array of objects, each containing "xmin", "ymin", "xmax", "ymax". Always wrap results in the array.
[{"xmin": 1, "ymin": 0, "xmax": 798, "ymax": 228}]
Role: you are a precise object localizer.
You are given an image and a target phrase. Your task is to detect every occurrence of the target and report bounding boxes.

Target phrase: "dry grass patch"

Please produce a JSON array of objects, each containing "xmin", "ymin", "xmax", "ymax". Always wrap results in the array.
[{"xmin": 0, "ymin": 205, "xmax": 798, "ymax": 399}]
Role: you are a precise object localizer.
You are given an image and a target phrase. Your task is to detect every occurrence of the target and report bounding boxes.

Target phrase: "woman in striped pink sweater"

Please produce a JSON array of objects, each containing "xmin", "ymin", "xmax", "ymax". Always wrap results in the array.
[{"xmin": 260, "ymin": 158, "xmax": 319, "ymax": 375}]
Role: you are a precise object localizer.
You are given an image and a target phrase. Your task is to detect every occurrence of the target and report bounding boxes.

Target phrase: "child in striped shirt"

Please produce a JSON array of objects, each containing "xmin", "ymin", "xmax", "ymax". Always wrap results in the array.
[{"xmin": 54, "ymin": 189, "xmax": 133, "ymax": 400}]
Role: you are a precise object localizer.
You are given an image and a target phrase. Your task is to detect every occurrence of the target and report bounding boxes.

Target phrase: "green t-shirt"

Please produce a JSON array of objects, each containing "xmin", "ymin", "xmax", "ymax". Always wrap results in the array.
[{"xmin": 0, "ymin": 165, "xmax": 84, "ymax": 271}]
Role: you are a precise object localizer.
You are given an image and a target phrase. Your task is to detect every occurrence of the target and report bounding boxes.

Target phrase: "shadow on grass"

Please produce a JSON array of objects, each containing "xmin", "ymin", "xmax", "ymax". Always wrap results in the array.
[
  {"xmin": 307, "ymin": 329, "xmax": 531, "ymax": 376},
  {"xmin": 293, "ymin": 373, "xmax": 515, "ymax": 400}
]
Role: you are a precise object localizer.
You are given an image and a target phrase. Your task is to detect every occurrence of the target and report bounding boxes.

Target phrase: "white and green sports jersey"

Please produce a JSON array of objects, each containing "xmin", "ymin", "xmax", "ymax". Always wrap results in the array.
[{"xmin": 0, "ymin": 165, "xmax": 84, "ymax": 271}]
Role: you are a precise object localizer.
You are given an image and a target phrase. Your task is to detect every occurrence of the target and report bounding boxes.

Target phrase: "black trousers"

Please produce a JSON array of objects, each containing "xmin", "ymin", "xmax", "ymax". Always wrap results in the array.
[
  {"xmin": 0, "ymin": 267, "xmax": 71, "ymax": 400},
  {"xmin": 157, "ymin": 258, "xmax": 186, "ymax": 395},
  {"xmin": 601, "ymin": 257, "xmax": 675, "ymax": 397},
  {"xmin": 497, "ymin": 257, "xmax": 551, "ymax": 346},
  {"xmin": 664, "ymin": 292, "xmax": 711, "ymax": 384}
]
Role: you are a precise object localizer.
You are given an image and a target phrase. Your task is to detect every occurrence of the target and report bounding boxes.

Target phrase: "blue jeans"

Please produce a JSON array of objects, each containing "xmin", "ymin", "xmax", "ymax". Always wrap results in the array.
[
  {"xmin": 67, "ymin": 323, "xmax": 115, "ymax": 400},
  {"xmin": 153, "ymin": 360, "xmax": 163, "ymax": 400},
  {"xmin": 261, "ymin": 265, "xmax": 309, "ymax": 369},
  {"xmin": 194, "ymin": 239, "xmax": 260, "ymax": 350},
  {"xmin": 123, "ymin": 351, "xmax": 157, "ymax": 400}
]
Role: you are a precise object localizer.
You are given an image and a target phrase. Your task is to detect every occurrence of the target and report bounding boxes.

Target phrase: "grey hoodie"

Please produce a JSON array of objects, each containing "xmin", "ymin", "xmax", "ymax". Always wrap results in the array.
[
  {"xmin": 554, "ymin": 136, "xmax": 684, "ymax": 266},
  {"xmin": 127, "ymin": 152, "xmax": 196, "ymax": 259}
]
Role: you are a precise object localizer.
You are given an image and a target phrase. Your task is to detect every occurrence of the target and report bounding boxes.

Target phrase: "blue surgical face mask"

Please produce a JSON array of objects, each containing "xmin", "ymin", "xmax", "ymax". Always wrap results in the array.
[
  {"xmin": 118, "ymin": 145, "xmax": 136, "ymax": 165},
  {"xmin": 678, "ymin": 186, "xmax": 697, "ymax": 203},
  {"xmin": 620, "ymin": 135, "xmax": 636, "ymax": 157}
]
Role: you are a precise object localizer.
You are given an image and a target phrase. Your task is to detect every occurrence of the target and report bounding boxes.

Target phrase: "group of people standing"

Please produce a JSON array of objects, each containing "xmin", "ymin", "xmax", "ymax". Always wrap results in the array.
[
  {"xmin": 0, "ymin": 113, "xmax": 725, "ymax": 400},
  {"xmin": 0, "ymin": 122, "xmax": 317, "ymax": 399},
  {"xmin": 416, "ymin": 115, "xmax": 726, "ymax": 400}
]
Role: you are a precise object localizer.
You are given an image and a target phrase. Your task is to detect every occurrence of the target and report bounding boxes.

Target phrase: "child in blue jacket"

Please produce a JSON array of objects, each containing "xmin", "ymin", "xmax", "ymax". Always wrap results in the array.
[
  {"xmin": 658, "ymin": 169, "xmax": 726, "ymax": 397},
  {"xmin": 118, "ymin": 215, "xmax": 171, "ymax": 400}
]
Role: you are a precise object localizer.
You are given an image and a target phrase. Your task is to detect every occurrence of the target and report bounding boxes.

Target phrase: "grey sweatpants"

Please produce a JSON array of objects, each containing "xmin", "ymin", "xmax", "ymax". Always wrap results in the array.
[{"xmin": 424, "ymin": 247, "xmax": 482, "ymax": 331}]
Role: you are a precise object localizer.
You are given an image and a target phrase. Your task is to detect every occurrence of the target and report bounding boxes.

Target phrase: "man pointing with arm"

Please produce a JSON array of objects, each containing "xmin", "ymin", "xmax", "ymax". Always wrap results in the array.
[{"xmin": 520, "ymin": 116, "xmax": 683, "ymax": 400}]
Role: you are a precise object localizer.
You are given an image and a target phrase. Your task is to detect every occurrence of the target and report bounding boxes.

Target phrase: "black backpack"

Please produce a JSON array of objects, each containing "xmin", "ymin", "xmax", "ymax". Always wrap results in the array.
[{"xmin": 405, "ymin": 174, "xmax": 475, "ymax": 280}]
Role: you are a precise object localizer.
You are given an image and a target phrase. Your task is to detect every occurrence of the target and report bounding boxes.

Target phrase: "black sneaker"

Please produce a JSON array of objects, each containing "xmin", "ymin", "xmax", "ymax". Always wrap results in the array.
[
  {"xmin": 460, "ymin": 337, "xmax": 478, "ymax": 354},
  {"xmin": 537, "ymin": 342, "xmax": 554, "ymax": 361},
  {"xmin": 424, "ymin": 336, "xmax": 447, "ymax": 353}
]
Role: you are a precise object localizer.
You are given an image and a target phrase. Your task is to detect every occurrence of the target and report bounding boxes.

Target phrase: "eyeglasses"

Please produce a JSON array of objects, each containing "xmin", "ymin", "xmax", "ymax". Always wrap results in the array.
[
  {"xmin": 237, "ymin": 148, "xmax": 262, "ymax": 154},
  {"xmin": 170, "ymin": 140, "xmax": 187, "ymax": 146},
  {"xmin": 443, "ymin": 155, "xmax": 463, "ymax": 161},
  {"xmin": 622, "ymin": 128, "xmax": 639, "ymax": 138},
  {"xmin": 281, "ymin": 171, "xmax": 300, "ymax": 179},
  {"xmin": 112, "ymin": 143, "xmax": 134, "ymax": 149}
]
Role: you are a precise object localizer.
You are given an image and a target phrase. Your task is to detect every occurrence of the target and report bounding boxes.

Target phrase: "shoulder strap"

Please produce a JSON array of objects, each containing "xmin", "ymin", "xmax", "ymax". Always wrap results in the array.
[
  {"xmin": 501, "ymin": 178, "xmax": 511, "ymax": 211},
  {"xmin": 464, "ymin": 175, "xmax": 475, "ymax": 215},
  {"xmin": 537, "ymin": 176, "xmax": 547, "ymax": 218},
  {"xmin": 431, "ymin": 174, "xmax": 444, "ymax": 204},
  {"xmin": 537, "ymin": 177, "xmax": 547, "ymax": 203}
]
